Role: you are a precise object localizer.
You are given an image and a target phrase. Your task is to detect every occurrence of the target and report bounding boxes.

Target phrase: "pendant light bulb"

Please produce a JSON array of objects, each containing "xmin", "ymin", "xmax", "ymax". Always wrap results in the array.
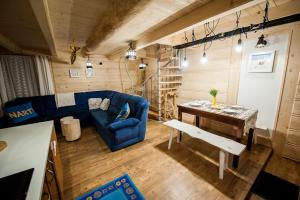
[
  {"xmin": 201, "ymin": 52, "xmax": 208, "ymax": 64},
  {"xmin": 182, "ymin": 56, "xmax": 188, "ymax": 67},
  {"xmin": 235, "ymin": 38, "xmax": 242, "ymax": 53}
]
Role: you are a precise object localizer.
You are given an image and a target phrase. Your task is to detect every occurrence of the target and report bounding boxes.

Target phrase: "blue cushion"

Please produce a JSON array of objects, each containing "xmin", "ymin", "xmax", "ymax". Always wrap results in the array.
[
  {"xmin": 114, "ymin": 125, "xmax": 139, "ymax": 144},
  {"xmin": 75, "ymin": 92, "xmax": 88, "ymax": 110},
  {"xmin": 4, "ymin": 102, "xmax": 38, "ymax": 123},
  {"xmin": 114, "ymin": 103, "xmax": 130, "ymax": 121},
  {"xmin": 108, "ymin": 118, "xmax": 140, "ymax": 131},
  {"xmin": 90, "ymin": 109, "xmax": 116, "ymax": 127}
]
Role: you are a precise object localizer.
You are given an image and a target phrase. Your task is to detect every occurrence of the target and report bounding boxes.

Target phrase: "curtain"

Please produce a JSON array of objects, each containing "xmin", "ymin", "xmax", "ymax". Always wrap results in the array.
[
  {"xmin": 0, "ymin": 55, "xmax": 40, "ymax": 100},
  {"xmin": 0, "ymin": 55, "xmax": 55, "ymax": 117},
  {"xmin": 35, "ymin": 55, "xmax": 55, "ymax": 95}
]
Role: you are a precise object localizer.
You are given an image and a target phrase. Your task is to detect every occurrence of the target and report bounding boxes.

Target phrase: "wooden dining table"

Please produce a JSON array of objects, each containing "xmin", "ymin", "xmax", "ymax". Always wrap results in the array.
[{"xmin": 177, "ymin": 101, "xmax": 258, "ymax": 168}]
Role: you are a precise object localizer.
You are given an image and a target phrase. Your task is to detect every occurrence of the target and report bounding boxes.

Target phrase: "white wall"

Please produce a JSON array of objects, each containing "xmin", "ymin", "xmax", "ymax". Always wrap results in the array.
[{"xmin": 237, "ymin": 34, "xmax": 289, "ymax": 133}]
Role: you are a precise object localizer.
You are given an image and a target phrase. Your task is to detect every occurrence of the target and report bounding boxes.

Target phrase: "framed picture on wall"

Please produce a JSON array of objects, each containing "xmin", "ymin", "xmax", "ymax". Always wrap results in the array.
[
  {"xmin": 69, "ymin": 68, "xmax": 80, "ymax": 78},
  {"xmin": 247, "ymin": 51, "xmax": 275, "ymax": 73}
]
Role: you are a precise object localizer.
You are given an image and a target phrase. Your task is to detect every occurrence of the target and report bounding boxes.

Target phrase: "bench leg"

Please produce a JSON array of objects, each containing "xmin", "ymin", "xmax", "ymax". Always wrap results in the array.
[
  {"xmin": 177, "ymin": 130, "xmax": 180, "ymax": 143},
  {"xmin": 219, "ymin": 150, "xmax": 229, "ymax": 180},
  {"xmin": 168, "ymin": 129, "xmax": 174, "ymax": 150}
]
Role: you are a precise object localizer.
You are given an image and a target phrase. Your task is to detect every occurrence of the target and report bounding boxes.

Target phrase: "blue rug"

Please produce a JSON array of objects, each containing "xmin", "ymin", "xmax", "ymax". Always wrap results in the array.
[{"xmin": 76, "ymin": 174, "xmax": 145, "ymax": 200}]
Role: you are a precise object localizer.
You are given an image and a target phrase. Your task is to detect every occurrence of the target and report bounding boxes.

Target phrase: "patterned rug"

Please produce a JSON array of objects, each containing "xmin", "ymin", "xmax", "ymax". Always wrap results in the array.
[{"xmin": 76, "ymin": 174, "xmax": 145, "ymax": 200}]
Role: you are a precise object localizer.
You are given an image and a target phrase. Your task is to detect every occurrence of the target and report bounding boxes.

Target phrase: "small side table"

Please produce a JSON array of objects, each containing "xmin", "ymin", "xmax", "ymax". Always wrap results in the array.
[
  {"xmin": 61, "ymin": 119, "xmax": 81, "ymax": 141},
  {"xmin": 60, "ymin": 116, "xmax": 74, "ymax": 136}
]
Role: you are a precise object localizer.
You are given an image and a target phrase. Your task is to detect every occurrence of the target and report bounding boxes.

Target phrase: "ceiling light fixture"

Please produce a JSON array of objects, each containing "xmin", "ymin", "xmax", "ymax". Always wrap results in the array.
[
  {"xmin": 125, "ymin": 42, "xmax": 137, "ymax": 60},
  {"xmin": 182, "ymin": 46, "xmax": 189, "ymax": 67},
  {"xmin": 182, "ymin": 56, "xmax": 188, "ymax": 67},
  {"xmin": 235, "ymin": 38, "xmax": 243, "ymax": 52},
  {"xmin": 182, "ymin": 33, "xmax": 189, "ymax": 67},
  {"xmin": 235, "ymin": 11, "xmax": 243, "ymax": 53},
  {"xmin": 256, "ymin": 1, "xmax": 269, "ymax": 48},
  {"xmin": 256, "ymin": 34, "xmax": 267, "ymax": 48},
  {"xmin": 139, "ymin": 58, "xmax": 147, "ymax": 69},
  {"xmin": 201, "ymin": 52, "xmax": 208, "ymax": 64}
]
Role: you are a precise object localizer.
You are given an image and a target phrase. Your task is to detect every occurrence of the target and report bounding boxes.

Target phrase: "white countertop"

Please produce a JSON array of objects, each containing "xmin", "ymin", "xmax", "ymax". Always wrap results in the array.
[{"xmin": 0, "ymin": 121, "xmax": 54, "ymax": 200}]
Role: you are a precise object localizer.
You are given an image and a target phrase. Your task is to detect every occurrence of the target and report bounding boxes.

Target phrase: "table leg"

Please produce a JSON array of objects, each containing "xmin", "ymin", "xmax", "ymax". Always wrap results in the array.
[
  {"xmin": 195, "ymin": 116, "xmax": 200, "ymax": 128},
  {"xmin": 168, "ymin": 129, "xmax": 174, "ymax": 150},
  {"xmin": 247, "ymin": 128, "xmax": 254, "ymax": 151},
  {"xmin": 178, "ymin": 109, "xmax": 182, "ymax": 142}
]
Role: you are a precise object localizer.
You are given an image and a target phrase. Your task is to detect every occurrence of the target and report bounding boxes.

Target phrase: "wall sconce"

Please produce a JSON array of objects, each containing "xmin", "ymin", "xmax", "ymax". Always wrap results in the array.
[
  {"xmin": 256, "ymin": 34, "xmax": 267, "ymax": 48},
  {"xmin": 86, "ymin": 56, "xmax": 93, "ymax": 77},
  {"xmin": 125, "ymin": 42, "xmax": 137, "ymax": 60},
  {"xmin": 139, "ymin": 58, "xmax": 147, "ymax": 69}
]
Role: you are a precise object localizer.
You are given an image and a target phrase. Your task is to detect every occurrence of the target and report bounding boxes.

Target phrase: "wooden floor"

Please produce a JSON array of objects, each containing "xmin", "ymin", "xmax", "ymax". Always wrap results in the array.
[{"xmin": 58, "ymin": 120, "xmax": 299, "ymax": 200}]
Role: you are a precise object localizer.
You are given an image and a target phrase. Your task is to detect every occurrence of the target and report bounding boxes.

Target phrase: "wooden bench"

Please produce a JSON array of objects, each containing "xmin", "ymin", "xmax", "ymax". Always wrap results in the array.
[{"xmin": 163, "ymin": 119, "xmax": 246, "ymax": 179}]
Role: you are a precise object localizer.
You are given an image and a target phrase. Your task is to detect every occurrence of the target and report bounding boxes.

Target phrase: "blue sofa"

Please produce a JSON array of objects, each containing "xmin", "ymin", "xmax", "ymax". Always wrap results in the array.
[{"xmin": 0, "ymin": 90, "xmax": 149, "ymax": 151}]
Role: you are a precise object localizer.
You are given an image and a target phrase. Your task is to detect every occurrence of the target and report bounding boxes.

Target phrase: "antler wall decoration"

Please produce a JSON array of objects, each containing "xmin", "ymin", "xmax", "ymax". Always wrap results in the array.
[{"xmin": 70, "ymin": 40, "xmax": 80, "ymax": 64}]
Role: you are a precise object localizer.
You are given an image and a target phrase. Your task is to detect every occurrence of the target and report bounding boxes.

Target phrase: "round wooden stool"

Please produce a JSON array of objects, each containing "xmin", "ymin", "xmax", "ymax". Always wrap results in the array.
[
  {"xmin": 61, "ymin": 119, "xmax": 81, "ymax": 141},
  {"xmin": 60, "ymin": 116, "xmax": 74, "ymax": 136}
]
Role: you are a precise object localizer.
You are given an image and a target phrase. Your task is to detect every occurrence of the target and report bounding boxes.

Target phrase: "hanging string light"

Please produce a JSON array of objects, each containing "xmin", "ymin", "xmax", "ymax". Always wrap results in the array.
[
  {"xmin": 201, "ymin": 23, "xmax": 211, "ymax": 64},
  {"xmin": 201, "ymin": 48, "xmax": 208, "ymax": 64},
  {"xmin": 182, "ymin": 51, "xmax": 188, "ymax": 67},
  {"xmin": 256, "ymin": 1, "xmax": 269, "ymax": 48},
  {"xmin": 235, "ymin": 11, "xmax": 243, "ymax": 53},
  {"xmin": 182, "ymin": 32, "xmax": 189, "ymax": 67},
  {"xmin": 86, "ymin": 55, "xmax": 92, "ymax": 67}
]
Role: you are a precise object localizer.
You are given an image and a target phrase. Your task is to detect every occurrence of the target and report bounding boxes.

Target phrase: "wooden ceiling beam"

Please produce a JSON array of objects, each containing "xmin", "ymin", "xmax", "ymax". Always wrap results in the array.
[
  {"xmin": 29, "ymin": 0, "xmax": 57, "ymax": 56},
  {"xmin": 82, "ymin": 0, "xmax": 150, "ymax": 56},
  {"xmin": 136, "ymin": 0, "xmax": 265, "ymax": 50}
]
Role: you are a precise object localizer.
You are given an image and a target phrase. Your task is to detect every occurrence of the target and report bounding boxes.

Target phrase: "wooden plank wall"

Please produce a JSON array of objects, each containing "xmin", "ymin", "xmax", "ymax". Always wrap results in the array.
[
  {"xmin": 282, "ymin": 24, "xmax": 300, "ymax": 161},
  {"xmin": 51, "ymin": 52, "xmax": 140, "ymax": 93}
]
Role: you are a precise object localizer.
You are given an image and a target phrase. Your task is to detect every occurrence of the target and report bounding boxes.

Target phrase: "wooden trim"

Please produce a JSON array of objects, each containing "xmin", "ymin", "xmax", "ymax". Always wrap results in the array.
[{"xmin": 272, "ymin": 29, "xmax": 293, "ymax": 139}]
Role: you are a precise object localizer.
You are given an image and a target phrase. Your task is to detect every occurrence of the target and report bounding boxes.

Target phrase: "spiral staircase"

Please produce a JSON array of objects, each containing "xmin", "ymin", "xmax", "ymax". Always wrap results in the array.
[{"xmin": 136, "ymin": 45, "xmax": 183, "ymax": 121}]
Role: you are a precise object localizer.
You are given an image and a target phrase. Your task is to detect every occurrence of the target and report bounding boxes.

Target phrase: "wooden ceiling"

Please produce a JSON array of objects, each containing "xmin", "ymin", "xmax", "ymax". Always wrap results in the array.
[
  {"xmin": 0, "ymin": 0, "xmax": 50, "ymax": 54},
  {"xmin": 48, "ymin": 0, "xmax": 211, "ymax": 55},
  {"xmin": 0, "ymin": 0, "xmax": 297, "ymax": 57}
]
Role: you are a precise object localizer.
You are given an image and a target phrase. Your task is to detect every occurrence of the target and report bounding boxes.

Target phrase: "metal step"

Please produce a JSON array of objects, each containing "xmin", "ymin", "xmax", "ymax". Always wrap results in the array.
[
  {"xmin": 160, "ymin": 66, "xmax": 181, "ymax": 70},
  {"xmin": 160, "ymin": 74, "xmax": 183, "ymax": 77},
  {"xmin": 160, "ymin": 81, "xmax": 182, "ymax": 84},
  {"xmin": 159, "ymin": 87, "xmax": 178, "ymax": 91}
]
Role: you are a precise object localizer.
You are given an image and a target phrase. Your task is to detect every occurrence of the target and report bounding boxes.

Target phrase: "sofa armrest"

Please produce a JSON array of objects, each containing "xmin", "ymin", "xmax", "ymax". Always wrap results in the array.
[{"xmin": 108, "ymin": 118, "xmax": 140, "ymax": 131}]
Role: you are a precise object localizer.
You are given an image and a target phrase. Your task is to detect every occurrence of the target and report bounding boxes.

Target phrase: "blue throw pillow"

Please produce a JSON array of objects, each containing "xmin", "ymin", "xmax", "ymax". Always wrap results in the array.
[
  {"xmin": 115, "ymin": 103, "xmax": 130, "ymax": 121},
  {"xmin": 4, "ymin": 102, "xmax": 38, "ymax": 124}
]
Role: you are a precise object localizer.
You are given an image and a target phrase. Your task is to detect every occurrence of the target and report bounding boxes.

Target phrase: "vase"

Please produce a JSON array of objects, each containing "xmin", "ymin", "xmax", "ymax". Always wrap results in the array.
[{"xmin": 212, "ymin": 96, "xmax": 217, "ymax": 107}]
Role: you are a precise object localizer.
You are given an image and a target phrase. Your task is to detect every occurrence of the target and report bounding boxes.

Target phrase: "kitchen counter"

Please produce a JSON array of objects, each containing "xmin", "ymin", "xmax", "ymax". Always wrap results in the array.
[{"xmin": 0, "ymin": 121, "xmax": 54, "ymax": 200}]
